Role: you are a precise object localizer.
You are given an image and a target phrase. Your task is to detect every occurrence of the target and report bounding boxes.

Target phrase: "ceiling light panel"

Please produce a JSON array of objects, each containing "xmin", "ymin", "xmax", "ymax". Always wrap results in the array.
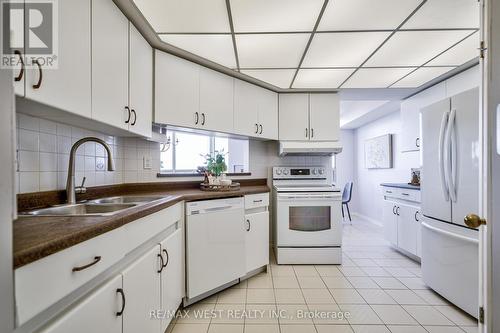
[
  {"xmin": 133, "ymin": 0, "xmax": 230, "ymax": 33},
  {"xmin": 365, "ymin": 30, "xmax": 473, "ymax": 67},
  {"xmin": 159, "ymin": 35, "xmax": 237, "ymax": 68},
  {"xmin": 403, "ymin": 0, "xmax": 480, "ymax": 29},
  {"xmin": 241, "ymin": 69, "xmax": 296, "ymax": 88},
  {"xmin": 236, "ymin": 34, "xmax": 309, "ymax": 68},
  {"xmin": 392, "ymin": 67, "xmax": 455, "ymax": 88},
  {"xmin": 230, "ymin": 0, "xmax": 324, "ymax": 32},
  {"xmin": 342, "ymin": 68, "xmax": 414, "ymax": 88},
  {"xmin": 427, "ymin": 32, "xmax": 479, "ymax": 66},
  {"xmin": 293, "ymin": 69, "xmax": 354, "ymax": 89},
  {"xmin": 318, "ymin": 0, "xmax": 421, "ymax": 31},
  {"xmin": 302, "ymin": 32, "xmax": 391, "ymax": 67}
]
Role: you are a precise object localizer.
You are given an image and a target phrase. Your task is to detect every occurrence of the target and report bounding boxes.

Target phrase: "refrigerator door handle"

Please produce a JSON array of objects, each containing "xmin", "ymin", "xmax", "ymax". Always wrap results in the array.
[
  {"xmin": 438, "ymin": 110, "xmax": 450, "ymax": 201},
  {"xmin": 421, "ymin": 221, "xmax": 478, "ymax": 245},
  {"xmin": 445, "ymin": 108, "xmax": 457, "ymax": 202}
]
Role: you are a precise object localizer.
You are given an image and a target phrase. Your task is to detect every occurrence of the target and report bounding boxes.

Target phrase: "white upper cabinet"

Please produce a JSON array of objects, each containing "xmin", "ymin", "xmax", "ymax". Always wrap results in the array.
[
  {"xmin": 234, "ymin": 79, "xmax": 260, "ymax": 137},
  {"xmin": 155, "ymin": 51, "xmax": 200, "ymax": 128},
  {"xmin": 279, "ymin": 93, "xmax": 339, "ymax": 141},
  {"xmin": 129, "ymin": 24, "xmax": 153, "ymax": 137},
  {"xmin": 257, "ymin": 88, "xmax": 279, "ymax": 140},
  {"xmin": 91, "ymin": 0, "xmax": 129, "ymax": 130},
  {"xmin": 199, "ymin": 67, "xmax": 234, "ymax": 133},
  {"xmin": 309, "ymin": 94, "xmax": 340, "ymax": 141},
  {"xmin": 279, "ymin": 94, "xmax": 310, "ymax": 141},
  {"xmin": 24, "ymin": 0, "xmax": 91, "ymax": 118}
]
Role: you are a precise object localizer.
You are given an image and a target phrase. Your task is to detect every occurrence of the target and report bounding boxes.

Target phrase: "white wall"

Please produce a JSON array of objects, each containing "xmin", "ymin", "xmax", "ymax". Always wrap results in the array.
[
  {"xmin": 352, "ymin": 111, "xmax": 420, "ymax": 223},
  {"xmin": 335, "ymin": 130, "xmax": 355, "ymax": 208}
]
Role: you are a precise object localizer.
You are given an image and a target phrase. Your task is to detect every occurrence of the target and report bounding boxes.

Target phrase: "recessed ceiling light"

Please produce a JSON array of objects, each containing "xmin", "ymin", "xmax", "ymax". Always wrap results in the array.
[
  {"xmin": 293, "ymin": 69, "xmax": 354, "ymax": 88},
  {"xmin": 392, "ymin": 67, "xmax": 456, "ymax": 88},
  {"xmin": 342, "ymin": 68, "xmax": 414, "ymax": 88},
  {"xmin": 403, "ymin": 0, "xmax": 480, "ymax": 29},
  {"xmin": 241, "ymin": 69, "xmax": 296, "ymax": 88},
  {"xmin": 426, "ymin": 32, "xmax": 479, "ymax": 66}
]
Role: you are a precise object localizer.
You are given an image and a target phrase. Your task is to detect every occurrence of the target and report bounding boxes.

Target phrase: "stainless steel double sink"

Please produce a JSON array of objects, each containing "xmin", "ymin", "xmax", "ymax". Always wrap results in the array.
[{"xmin": 21, "ymin": 195, "xmax": 167, "ymax": 217}]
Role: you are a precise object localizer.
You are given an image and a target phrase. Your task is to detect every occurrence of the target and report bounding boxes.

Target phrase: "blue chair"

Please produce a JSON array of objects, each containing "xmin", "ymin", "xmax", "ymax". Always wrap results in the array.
[{"xmin": 342, "ymin": 182, "xmax": 353, "ymax": 222}]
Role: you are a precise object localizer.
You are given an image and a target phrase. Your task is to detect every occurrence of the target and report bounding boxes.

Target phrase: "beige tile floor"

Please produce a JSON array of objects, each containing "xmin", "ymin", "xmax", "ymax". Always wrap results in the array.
[{"xmin": 167, "ymin": 216, "xmax": 478, "ymax": 333}]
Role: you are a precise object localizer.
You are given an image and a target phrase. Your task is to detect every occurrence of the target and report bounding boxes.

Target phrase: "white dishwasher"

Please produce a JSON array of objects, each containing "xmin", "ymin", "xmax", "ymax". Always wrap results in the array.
[{"xmin": 185, "ymin": 197, "xmax": 245, "ymax": 303}]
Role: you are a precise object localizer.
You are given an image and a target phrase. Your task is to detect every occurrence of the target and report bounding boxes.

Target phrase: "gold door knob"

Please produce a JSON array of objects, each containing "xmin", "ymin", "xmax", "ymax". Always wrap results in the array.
[{"xmin": 464, "ymin": 214, "xmax": 487, "ymax": 228}]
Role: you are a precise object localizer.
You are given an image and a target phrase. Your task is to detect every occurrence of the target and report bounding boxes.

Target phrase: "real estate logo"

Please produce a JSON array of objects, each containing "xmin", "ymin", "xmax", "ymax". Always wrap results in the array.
[{"xmin": 1, "ymin": 0, "xmax": 58, "ymax": 70}]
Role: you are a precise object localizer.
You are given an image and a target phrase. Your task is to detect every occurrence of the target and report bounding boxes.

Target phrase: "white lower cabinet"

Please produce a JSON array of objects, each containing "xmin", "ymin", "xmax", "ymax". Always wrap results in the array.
[
  {"xmin": 39, "ymin": 275, "xmax": 123, "ymax": 333},
  {"xmin": 397, "ymin": 204, "xmax": 420, "ymax": 255},
  {"xmin": 245, "ymin": 211, "xmax": 269, "ymax": 273},
  {"xmin": 121, "ymin": 245, "xmax": 161, "ymax": 333},
  {"xmin": 383, "ymin": 200, "xmax": 398, "ymax": 246},
  {"xmin": 159, "ymin": 228, "xmax": 184, "ymax": 332}
]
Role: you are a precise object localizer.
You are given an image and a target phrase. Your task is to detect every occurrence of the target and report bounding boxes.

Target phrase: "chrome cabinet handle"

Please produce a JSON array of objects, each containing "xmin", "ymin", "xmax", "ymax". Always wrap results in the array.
[
  {"xmin": 414, "ymin": 211, "xmax": 420, "ymax": 222},
  {"xmin": 131, "ymin": 109, "xmax": 137, "ymax": 126},
  {"xmin": 162, "ymin": 249, "xmax": 169, "ymax": 268},
  {"xmin": 253, "ymin": 199, "xmax": 263, "ymax": 203},
  {"xmin": 402, "ymin": 193, "xmax": 410, "ymax": 196},
  {"xmin": 195, "ymin": 112, "xmax": 199, "ymax": 125},
  {"xmin": 255, "ymin": 124, "xmax": 259, "ymax": 134},
  {"xmin": 125, "ymin": 106, "xmax": 131, "ymax": 124},
  {"xmin": 14, "ymin": 50, "xmax": 24, "ymax": 82},
  {"xmin": 116, "ymin": 288, "xmax": 125, "ymax": 316},
  {"xmin": 396, "ymin": 207, "xmax": 400, "ymax": 216},
  {"xmin": 32, "ymin": 59, "xmax": 43, "ymax": 89},
  {"xmin": 305, "ymin": 128, "xmax": 309, "ymax": 138},
  {"xmin": 72, "ymin": 256, "xmax": 101, "ymax": 272},
  {"xmin": 311, "ymin": 128, "xmax": 314, "ymax": 138},
  {"xmin": 157, "ymin": 254, "xmax": 164, "ymax": 273},
  {"xmin": 393, "ymin": 206, "xmax": 396, "ymax": 215},
  {"xmin": 416, "ymin": 137, "xmax": 420, "ymax": 148},
  {"xmin": 259, "ymin": 124, "xmax": 263, "ymax": 134},
  {"xmin": 201, "ymin": 113, "xmax": 206, "ymax": 125},
  {"xmin": 246, "ymin": 219, "xmax": 251, "ymax": 231}
]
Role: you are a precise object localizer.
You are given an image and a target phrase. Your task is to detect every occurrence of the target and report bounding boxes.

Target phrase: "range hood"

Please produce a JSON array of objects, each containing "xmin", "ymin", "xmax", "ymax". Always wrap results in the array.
[{"xmin": 279, "ymin": 141, "xmax": 343, "ymax": 156}]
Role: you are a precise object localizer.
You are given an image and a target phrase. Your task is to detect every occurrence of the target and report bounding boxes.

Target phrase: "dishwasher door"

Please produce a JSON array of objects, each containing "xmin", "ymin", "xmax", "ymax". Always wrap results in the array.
[{"xmin": 186, "ymin": 198, "xmax": 245, "ymax": 299}]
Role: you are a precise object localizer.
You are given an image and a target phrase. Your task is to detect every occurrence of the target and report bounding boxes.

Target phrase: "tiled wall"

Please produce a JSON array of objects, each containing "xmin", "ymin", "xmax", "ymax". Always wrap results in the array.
[{"xmin": 16, "ymin": 113, "xmax": 161, "ymax": 193}]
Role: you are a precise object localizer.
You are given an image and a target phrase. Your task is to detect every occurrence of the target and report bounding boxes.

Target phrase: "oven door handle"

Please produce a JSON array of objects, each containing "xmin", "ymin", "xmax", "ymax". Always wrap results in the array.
[{"xmin": 278, "ymin": 194, "xmax": 339, "ymax": 200}]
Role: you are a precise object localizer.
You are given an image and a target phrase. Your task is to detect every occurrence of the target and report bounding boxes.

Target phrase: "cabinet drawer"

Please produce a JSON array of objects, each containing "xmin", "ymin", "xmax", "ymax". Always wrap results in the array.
[
  {"xmin": 382, "ymin": 187, "xmax": 420, "ymax": 203},
  {"xmin": 15, "ymin": 227, "xmax": 127, "ymax": 325},
  {"xmin": 245, "ymin": 193, "xmax": 269, "ymax": 209}
]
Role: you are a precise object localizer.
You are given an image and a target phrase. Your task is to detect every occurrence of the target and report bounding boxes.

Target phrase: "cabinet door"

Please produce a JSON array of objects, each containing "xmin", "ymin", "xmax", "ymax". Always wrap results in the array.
[
  {"xmin": 160, "ymin": 228, "xmax": 184, "ymax": 332},
  {"xmin": 279, "ymin": 94, "xmax": 310, "ymax": 141},
  {"xmin": 39, "ymin": 275, "xmax": 122, "ymax": 333},
  {"xmin": 25, "ymin": 0, "xmax": 91, "ymax": 118},
  {"xmin": 6, "ymin": 1, "xmax": 25, "ymax": 96},
  {"xmin": 199, "ymin": 67, "xmax": 234, "ymax": 133},
  {"xmin": 258, "ymin": 88, "xmax": 278, "ymax": 140},
  {"xmin": 416, "ymin": 209, "xmax": 422, "ymax": 258},
  {"xmin": 245, "ymin": 211, "xmax": 269, "ymax": 273},
  {"xmin": 91, "ymin": 0, "xmax": 129, "ymax": 130},
  {"xmin": 234, "ymin": 79, "xmax": 259, "ymax": 137},
  {"xmin": 129, "ymin": 24, "xmax": 152, "ymax": 137},
  {"xmin": 383, "ymin": 200, "xmax": 398, "ymax": 245},
  {"xmin": 122, "ymin": 245, "xmax": 161, "ymax": 333},
  {"xmin": 155, "ymin": 51, "xmax": 200, "ymax": 128},
  {"xmin": 397, "ymin": 204, "xmax": 419, "ymax": 255},
  {"xmin": 309, "ymin": 94, "xmax": 339, "ymax": 141}
]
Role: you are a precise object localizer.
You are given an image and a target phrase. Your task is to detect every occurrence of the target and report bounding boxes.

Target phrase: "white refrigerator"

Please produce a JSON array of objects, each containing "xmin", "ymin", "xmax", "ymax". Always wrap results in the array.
[{"xmin": 420, "ymin": 87, "xmax": 479, "ymax": 318}]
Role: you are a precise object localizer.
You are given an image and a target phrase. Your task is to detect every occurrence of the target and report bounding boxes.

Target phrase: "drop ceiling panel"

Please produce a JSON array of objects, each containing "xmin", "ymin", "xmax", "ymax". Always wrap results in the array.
[
  {"xmin": 241, "ymin": 69, "xmax": 296, "ymax": 88},
  {"xmin": 427, "ymin": 32, "xmax": 479, "ymax": 66},
  {"xmin": 230, "ymin": 0, "xmax": 324, "ymax": 32},
  {"xmin": 133, "ymin": 0, "xmax": 230, "ymax": 33},
  {"xmin": 342, "ymin": 68, "xmax": 414, "ymax": 88},
  {"xmin": 236, "ymin": 34, "xmax": 309, "ymax": 68},
  {"xmin": 293, "ymin": 69, "xmax": 354, "ymax": 88},
  {"xmin": 403, "ymin": 0, "xmax": 480, "ymax": 29},
  {"xmin": 365, "ymin": 30, "xmax": 474, "ymax": 67},
  {"xmin": 392, "ymin": 67, "xmax": 455, "ymax": 88},
  {"xmin": 160, "ymin": 34, "xmax": 236, "ymax": 68},
  {"xmin": 318, "ymin": 0, "xmax": 421, "ymax": 31},
  {"xmin": 302, "ymin": 32, "xmax": 391, "ymax": 67}
]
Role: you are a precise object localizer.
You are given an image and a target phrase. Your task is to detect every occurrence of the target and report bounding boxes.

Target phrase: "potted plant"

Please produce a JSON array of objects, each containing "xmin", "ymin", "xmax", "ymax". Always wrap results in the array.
[{"xmin": 202, "ymin": 150, "xmax": 227, "ymax": 183}]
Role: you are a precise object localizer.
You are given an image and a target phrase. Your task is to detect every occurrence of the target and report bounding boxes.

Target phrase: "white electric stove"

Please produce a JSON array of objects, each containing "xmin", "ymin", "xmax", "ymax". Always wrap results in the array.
[{"xmin": 272, "ymin": 166, "xmax": 342, "ymax": 265}]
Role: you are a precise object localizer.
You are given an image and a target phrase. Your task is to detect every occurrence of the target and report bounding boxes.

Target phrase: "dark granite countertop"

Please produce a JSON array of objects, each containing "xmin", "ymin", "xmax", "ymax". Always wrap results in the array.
[
  {"xmin": 14, "ymin": 180, "xmax": 269, "ymax": 269},
  {"xmin": 380, "ymin": 183, "xmax": 420, "ymax": 190}
]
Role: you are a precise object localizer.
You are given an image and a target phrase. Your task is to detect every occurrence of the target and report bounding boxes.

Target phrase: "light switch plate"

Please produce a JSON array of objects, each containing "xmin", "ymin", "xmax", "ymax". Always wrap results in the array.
[{"xmin": 143, "ymin": 156, "xmax": 152, "ymax": 169}]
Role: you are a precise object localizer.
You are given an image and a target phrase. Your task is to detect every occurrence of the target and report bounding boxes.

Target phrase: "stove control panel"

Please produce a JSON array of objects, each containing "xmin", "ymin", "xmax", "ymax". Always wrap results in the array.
[{"xmin": 273, "ymin": 166, "xmax": 327, "ymax": 179}]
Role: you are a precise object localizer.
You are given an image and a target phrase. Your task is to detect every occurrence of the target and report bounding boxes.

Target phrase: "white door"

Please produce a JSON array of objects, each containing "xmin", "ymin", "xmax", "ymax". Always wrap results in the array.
[
  {"xmin": 122, "ymin": 245, "xmax": 161, "ymax": 333},
  {"xmin": 38, "ymin": 275, "xmax": 122, "ymax": 333},
  {"xmin": 199, "ymin": 67, "xmax": 234, "ymax": 133},
  {"xmin": 309, "ymin": 94, "xmax": 340, "ymax": 141},
  {"xmin": 279, "ymin": 94, "xmax": 310, "ymax": 141},
  {"xmin": 382, "ymin": 200, "xmax": 397, "ymax": 245},
  {"xmin": 154, "ymin": 51, "xmax": 200, "ymax": 128},
  {"xmin": 128, "ymin": 24, "xmax": 152, "ymax": 138},
  {"xmin": 160, "ymin": 228, "xmax": 184, "ymax": 332},
  {"xmin": 451, "ymin": 88, "xmax": 480, "ymax": 226},
  {"xmin": 25, "ymin": 0, "xmax": 91, "ymax": 118},
  {"xmin": 91, "ymin": 0, "xmax": 129, "ymax": 130},
  {"xmin": 397, "ymin": 204, "xmax": 419, "ymax": 255},
  {"xmin": 421, "ymin": 98, "xmax": 452, "ymax": 222},
  {"xmin": 245, "ymin": 211, "xmax": 269, "ymax": 273},
  {"xmin": 258, "ymin": 88, "xmax": 279, "ymax": 140},
  {"xmin": 233, "ymin": 79, "xmax": 259, "ymax": 137}
]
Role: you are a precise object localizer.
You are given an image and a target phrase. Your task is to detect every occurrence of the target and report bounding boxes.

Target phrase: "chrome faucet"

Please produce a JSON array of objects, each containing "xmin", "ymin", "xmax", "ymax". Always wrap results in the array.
[{"xmin": 66, "ymin": 137, "xmax": 115, "ymax": 204}]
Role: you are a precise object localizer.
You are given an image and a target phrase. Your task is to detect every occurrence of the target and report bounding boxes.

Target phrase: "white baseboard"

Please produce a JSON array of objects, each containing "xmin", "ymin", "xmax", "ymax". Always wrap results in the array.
[{"xmin": 351, "ymin": 212, "xmax": 384, "ymax": 227}]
